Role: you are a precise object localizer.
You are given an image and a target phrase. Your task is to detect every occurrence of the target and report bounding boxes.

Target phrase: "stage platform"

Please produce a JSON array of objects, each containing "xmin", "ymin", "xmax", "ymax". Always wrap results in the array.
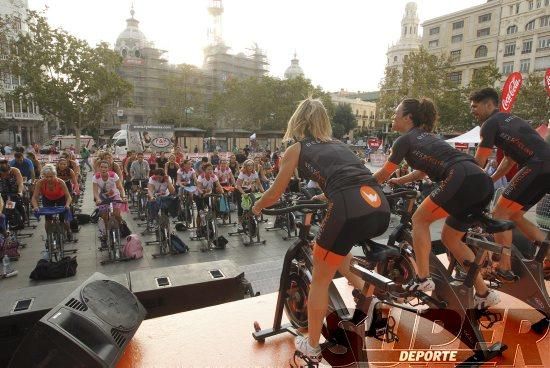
[{"xmin": 117, "ymin": 278, "xmax": 550, "ymax": 368}]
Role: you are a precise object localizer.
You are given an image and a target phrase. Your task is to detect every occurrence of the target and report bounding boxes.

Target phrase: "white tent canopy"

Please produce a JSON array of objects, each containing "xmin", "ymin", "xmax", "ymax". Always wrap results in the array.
[{"xmin": 446, "ymin": 126, "xmax": 481, "ymax": 145}]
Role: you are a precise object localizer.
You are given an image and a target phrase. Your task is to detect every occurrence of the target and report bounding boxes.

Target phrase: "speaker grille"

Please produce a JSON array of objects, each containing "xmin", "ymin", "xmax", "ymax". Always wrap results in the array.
[
  {"xmin": 65, "ymin": 298, "xmax": 88, "ymax": 312},
  {"xmin": 111, "ymin": 328, "xmax": 126, "ymax": 347}
]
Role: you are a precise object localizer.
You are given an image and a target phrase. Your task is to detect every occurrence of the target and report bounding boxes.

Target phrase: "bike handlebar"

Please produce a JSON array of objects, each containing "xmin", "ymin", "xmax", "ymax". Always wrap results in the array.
[
  {"xmin": 384, "ymin": 189, "xmax": 418, "ymax": 200},
  {"xmin": 262, "ymin": 199, "xmax": 327, "ymax": 215}
]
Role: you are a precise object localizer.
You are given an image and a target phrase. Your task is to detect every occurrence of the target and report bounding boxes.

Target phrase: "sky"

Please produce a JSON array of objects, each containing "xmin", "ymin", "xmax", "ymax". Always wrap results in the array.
[{"xmin": 27, "ymin": 0, "xmax": 484, "ymax": 93}]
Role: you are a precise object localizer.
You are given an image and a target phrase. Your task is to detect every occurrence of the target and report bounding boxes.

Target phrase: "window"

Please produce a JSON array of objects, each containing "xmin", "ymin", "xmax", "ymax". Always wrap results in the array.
[
  {"xmin": 403, "ymin": 54, "xmax": 408, "ymax": 62},
  {"xmin": 453, "ymin": 20, "xmax": 464, "ymax": 30},
  {"xmin": 537, "ymin": 0, "xmax": 542, "ymax": 7},
  {"xmin": 451, "ymin": 34, "xmax": 463, "ymax": 43},
  {"xmin": 477, "ymin": 27, "xmax": 490, "ymax": 37},
  {"xmin": 475, "ymin": 45, "xmax": 488, "ymax": 58},
  {"xmin": 520, "ymin": 59, "xmax": 530, "ymax": 73},
  {"xmin": 539, "ymin": 37, "xmax": 550, "ymax": 49},
  {"xmin": 516, "ymin": 3, "xmax": 520, "ymax": 13},
  {"xmin": 134, "ymin": 50, "xmax": 141, "ymax": 58},
  {"xmin": 121, "ymin": 48, "xmax": 127, "ymax": 57},
  {"xmin": 540, "ymin": 15, "xmax": 550, "ymax": 27},
  {"xmin": 429, "ymin": 39, "xmax": 439, "ymax": 48},
  {"xmin": 449, "ymin": 71, "xmax": 462, "ymax": 84},
  {"xmin": 522, "ymin": 39, "xmax": 533, "ymax": 53},
  {"xmin": 403, "ymin": 26, "xmax": 407, "ymax": 36},
  {"xmin": 502, "ymin": 61, "xmax": 514, "ymax": 75},
  {"xmin": 504, "ymin": 42, "xmax": 516, "ymax": 56},
  {"xmin": 507, "ymin": 25, "xmax": 518, "ymax": 34},
  {"xmin": 450, "ymin": 50, "xmax": 461, "ymax": 62},
  {"xmin": 529, "ymin": 0, "xmax": 534, "ymax": 9},
  {"xmin": 479, "ymin": 13, "xmax": 491, "ymax": 23},
  {"xmin": 393, "ymin": 56, "xmax": 398, "ymax": 62},
  {"xmin": 429, "ymin": 27, "xmax": 440, "ymax": 35},
  {"xmin": 526, "ymin": 20, "xmax": 536, "ymax": 30},
  {"xmin": 546, "ymin": 0, "xmax": 549, "ymax": 6},
  {"xmin": 534, "ymin": 55, "xmax": 550, "ymax": 70}
]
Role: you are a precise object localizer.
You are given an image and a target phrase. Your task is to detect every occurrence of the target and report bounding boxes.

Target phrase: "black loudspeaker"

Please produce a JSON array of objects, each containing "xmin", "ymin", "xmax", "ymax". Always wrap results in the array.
[
  {"xmin": 8, "ymin": 272, "xmax": 145, "ymax": 368},
  {"xmin": 130, "ymin": 260, "xmax": 247, "ymax": 319}
]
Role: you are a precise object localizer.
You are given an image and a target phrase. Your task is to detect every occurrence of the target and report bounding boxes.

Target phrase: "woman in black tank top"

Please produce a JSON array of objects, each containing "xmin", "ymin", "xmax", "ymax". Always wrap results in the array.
[
  {"xmin": 251, "ymin": 98, "xmax": 390, "ymax": 361},
  {"xmin": 165, "ymin": 154, "xmax": 179, "ymax": 183},
  {"xmin": 373, "ymin": 98, "xmax": 499, "ymax": 309}
]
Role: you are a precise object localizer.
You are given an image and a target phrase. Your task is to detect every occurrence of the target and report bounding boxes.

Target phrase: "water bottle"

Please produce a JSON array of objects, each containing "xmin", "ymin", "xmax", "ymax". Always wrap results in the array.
[
  {"xmin": 41, "ymin": 249, "xmax": 50, "ymax": 261},
  {"xmin": 3, "ymin": 255, "xmax": 11, "ymax": 275}
]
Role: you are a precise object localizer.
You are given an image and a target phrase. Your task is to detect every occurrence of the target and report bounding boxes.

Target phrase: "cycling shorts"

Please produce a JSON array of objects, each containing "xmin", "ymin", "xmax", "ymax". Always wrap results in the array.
[
  {"xmin": 502, "ymin": 161, "xmax": 550, "ymax": 211},
  {"xmin": 430, "ymin": 161, "xmax": 493, "ymax": 232},
  {"xmin": 316, "ymin": 185, "xmax": 390, "ymax": 257}
]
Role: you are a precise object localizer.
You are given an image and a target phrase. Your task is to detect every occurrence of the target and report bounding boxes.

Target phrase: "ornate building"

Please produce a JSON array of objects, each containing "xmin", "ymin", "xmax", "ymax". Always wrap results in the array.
[
  {"xmin": 284, "ymin": 52, "xmax": 304, "ymax": 79},
  {"xmin": 386, "ymin": 2, "xmax": 422, "ymax": 71},
  {"xmin": 0, "ymin": 0, "xmax": 44, "ymax": 146}
]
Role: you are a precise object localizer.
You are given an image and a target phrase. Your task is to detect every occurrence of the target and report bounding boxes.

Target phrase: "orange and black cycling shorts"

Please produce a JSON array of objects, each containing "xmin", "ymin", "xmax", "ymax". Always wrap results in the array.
[
  {"xmin": 501, "ymin": 161, "xmax": 550, "ymax": 212},
  {"xmin": 316, "ymin": 184, "xmax": 390, "ymax": 257}
]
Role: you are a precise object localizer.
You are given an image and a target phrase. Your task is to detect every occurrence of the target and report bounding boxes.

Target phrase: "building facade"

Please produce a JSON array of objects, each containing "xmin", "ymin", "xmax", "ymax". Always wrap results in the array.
[
  {"xmin": 331, "ymin": 91, "xmax": 377, "ymax": 138},
  {"xmin": 284, "ymin": 52, "xmax": 304, "ymax": 79},
  {"xmin": 0, "ymin": 0, "xmax": 44, "ymax": 146},
  {"xmin": 420, "ymin": 0, "xmax": 550, "ymax": 86},
  {"xmin": 386, "ymin": 2, "xmax": 422, "ymax": 72}
]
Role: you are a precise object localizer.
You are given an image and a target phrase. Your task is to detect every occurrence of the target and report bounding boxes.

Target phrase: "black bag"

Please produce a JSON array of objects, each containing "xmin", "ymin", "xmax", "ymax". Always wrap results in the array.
[
  {"xmin": 90, "ymin": 208, "xmax": 99, "ymax": 223},
  {"xmin": 119, "ymin": 221, "xmax": 132, "ymax": 238},
  {"xmin": 76, "ymin": 213, "xmax": 91, "ymax": 224},
  {"xmin": 170, "ymin": 233, "xmax": 189, "ymax": 253},
  {"xmin": 175, "ymin": 222, "xmax": 188, "ymax": 232},
  {"xmin": 70, "ymin": 218, "xmax": 80, "ymax": 233},
  {"xmin": 29, "ymin": 256, "xmax": 78, "ymax": 280},
  {"xmin": 5, "ymin": 208, "xmax": 24, "ymax": 231}
]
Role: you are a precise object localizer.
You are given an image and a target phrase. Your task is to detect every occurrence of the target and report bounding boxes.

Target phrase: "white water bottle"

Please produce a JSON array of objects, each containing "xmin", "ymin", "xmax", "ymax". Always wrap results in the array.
[{"xmin": 3, "ymin": 255, "xmax": 10, "ymax": 275}]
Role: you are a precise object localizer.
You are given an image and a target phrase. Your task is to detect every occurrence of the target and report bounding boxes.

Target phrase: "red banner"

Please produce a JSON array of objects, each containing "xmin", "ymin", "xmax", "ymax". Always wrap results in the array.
[
  {"xmin": 545, "ymin": 68, "xmax": 550, "ymax": 97},
  {"xmin": 500, "ymin": 72, "xmax": 523, "ymax": 113}
]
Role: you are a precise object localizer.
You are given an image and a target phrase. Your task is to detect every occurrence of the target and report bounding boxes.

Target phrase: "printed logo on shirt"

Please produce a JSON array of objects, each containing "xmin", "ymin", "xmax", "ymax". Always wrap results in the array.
[{"xmin": 360, "ymin": 185, "xmax": 381, "ymax": 208}]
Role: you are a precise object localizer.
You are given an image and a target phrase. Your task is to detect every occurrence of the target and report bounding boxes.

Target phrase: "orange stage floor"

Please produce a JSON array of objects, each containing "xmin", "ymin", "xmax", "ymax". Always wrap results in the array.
[{"xmin": 117, "ymin": 279, "xmax": 550, "ymax": 367}]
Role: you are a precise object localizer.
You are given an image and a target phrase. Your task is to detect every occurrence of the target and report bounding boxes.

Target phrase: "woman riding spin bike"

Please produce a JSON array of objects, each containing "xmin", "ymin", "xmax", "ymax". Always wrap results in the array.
[
  {"xmin": 147, "ymin": 168, "xmax": 176, "ymax": 217},
  {"xmin": 195, "ymin": 163, "xmax": 224, "ymax": 226},
  {"xmin": 56, "ymin": 157, "xmax": 78, "ymax": 197},
  {"xmin": 214, "ymin": 159, "xmax": 236, "ymax": 188},
  {"xmin": 251, "ymin": 98, "xmax": 390, "ymax": 364},
  {"xmin": 92, "ymin": 160, "xmax": 127, "ymax": 228},
  {"xmin": 373, "ymin": 97, "xmax": 500, "ymax": 310},
  {"xmin": 31, "ymin": 165, "xmax": 73, "ymax": 238},
  {"xmin": 176, "ymin": 159, "xmax": 197, "ymax": 196},
  {"xmin": 236, "ymin": 159, "xmax": 264, "ymax": 230}
]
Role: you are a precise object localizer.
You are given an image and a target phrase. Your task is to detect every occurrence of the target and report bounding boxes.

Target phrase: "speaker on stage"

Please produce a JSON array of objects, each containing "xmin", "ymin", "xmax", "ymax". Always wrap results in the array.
[{"xmin": 8, "ymin": 272, "xmax": 145, "ymax": 368}]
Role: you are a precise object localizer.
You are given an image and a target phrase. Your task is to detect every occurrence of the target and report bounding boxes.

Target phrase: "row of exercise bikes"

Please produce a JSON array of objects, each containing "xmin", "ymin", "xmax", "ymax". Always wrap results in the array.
[{"xmin": 252, "ymin": 185, "xmax": 550, "ymax": 367}]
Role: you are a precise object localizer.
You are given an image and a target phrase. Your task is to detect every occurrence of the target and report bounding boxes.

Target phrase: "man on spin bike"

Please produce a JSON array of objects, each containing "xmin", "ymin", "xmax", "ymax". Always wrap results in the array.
[
  {"xmin": 374, "ymin": 97, "xmax": 500, "ymax": 310},
  {"xmin": 251, "ymin": 98, "xmax": 390, "ymax": 365},
  {"xmin": 470, "ymin": 87, "xmax": 550, "ymax": 281}
]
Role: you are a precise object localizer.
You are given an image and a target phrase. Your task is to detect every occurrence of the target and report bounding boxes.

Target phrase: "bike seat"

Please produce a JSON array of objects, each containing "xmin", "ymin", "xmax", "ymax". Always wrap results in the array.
[
  {"xmin": 468, "ymin": 213, "xmax": 515, "ymax": 234},
  {"xmin": 361, "ymin": 240, "xmax": 400, "ymax": 263}
]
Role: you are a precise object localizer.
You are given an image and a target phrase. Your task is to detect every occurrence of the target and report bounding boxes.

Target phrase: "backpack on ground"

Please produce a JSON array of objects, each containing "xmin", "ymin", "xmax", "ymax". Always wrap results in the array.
[
  {"xmin": 29, "ymin": 256, "xmax": 77, "ymax": 280},
  {"xmin": 70, "ymin": 217, "xmax": 80, "ymax": 233},
  {"xmin": 170, "ymin": 233, "xmax": 189, "ymax": 253},
  {"xmin": 0, "ymin": 234, "xmax": 20, "ymax": 259},
  {"xmin": 122, "ymin": 234, "xmax": 143, "ymax": 259},
  {"xmin": 119, "ymin": 221, "xmax": 132, "ymax": 238},
  {"xmin": 90, "ymin": 208, "xmax": 99, "ymax": 224},
  {"xmin": 76, "ymin": 213, "xmax": 91, "ymax": 224}
]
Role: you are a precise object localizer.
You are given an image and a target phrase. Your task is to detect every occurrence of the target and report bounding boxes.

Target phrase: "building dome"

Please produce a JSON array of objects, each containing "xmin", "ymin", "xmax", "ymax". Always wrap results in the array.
[
  {"xmin": 115, "ymin": 8, "xmax": 149, "ymax": 58},
  {"xmin": 284, "ymin": 52, "xmax": 304, "ymax": 79}
]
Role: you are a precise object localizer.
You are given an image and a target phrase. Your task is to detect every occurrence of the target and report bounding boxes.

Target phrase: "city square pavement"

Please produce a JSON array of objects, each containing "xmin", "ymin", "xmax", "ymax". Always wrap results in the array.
[{"xmin": 2, "ymin": 162, "xmax": 539, "ymax": 296}]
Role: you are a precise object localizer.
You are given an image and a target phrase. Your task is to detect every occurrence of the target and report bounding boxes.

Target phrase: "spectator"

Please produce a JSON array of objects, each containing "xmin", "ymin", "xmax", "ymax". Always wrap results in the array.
[
  {"xmin": 243, "ymin": 144, "xmax": 250, "ymax": 157},
  {"xmin": 193, "ymin": 145, "xmax": 199, "ymax": 154},
  {"xmin": 194, "ymin": 156, "xmax": 208, "ymax": 173},
  {"xmin": 80, "ymin": 146, "xmax": 93, "ymax": 172},
  {"xmin": 235, "ymin": 149, "xmax": 247, "ymax": 164},
  {"xmin": 130, "ymin": 152, "xmax": 150, "ymax": 181},
  {"xmin": 147, "ymin": 152, "xmax": 157, "ymax": 171},
  {"xmin": 210, "ymin": 151, "xmax": 220, "ymax": 167}
]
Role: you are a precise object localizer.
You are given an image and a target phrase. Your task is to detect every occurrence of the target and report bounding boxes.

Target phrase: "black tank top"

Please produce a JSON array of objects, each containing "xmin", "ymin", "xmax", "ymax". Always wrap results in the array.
[
  {"xmin": 297, "ymin": 138, "xmax": 377, "ymax": 198},
  {"xmin": 479, "ymin": 110, "xmax": 550, "ymax": 166},
  {"xmin": 389, "ymin": 127, "xmax": 475, "ymax": 182},
  {"xmin": 166, "ymin": 162, "xmax": 178, "ymax": 179}
]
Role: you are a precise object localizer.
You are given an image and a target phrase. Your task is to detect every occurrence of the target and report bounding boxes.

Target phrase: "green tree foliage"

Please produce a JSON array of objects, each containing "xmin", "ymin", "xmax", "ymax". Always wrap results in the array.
[
  {"xmin": 332, "ymin": 103, "xmax": 356, "ymax": 139},
  {"xmin": 154, "ymin": 64, "xmax": 208, "ymax": 128},
  {"xmin": 379, "ymin": 48, "xmax": 503, "ymax": 132},
  {"xmin": 209, "ymin": 75, "xmax": 334, "ymax": 133},
  {"xmin": 0, "ymin": 11, "xmax": 132, "ymax": 149},
  {"xmin": 513, "ymin": 72, "xmax": 550, "ymax": 126}
]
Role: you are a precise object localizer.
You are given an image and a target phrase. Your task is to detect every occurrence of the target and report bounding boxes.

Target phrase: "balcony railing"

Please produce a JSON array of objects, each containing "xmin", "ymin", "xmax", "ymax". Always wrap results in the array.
[{"xmin": 0, "ymin": 112, "xmax": 43, "ymax": 120}]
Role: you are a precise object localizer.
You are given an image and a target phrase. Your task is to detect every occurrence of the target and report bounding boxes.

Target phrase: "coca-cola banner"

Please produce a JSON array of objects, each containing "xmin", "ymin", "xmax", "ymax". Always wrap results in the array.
[
  {"xmin": 545, "ymin": 68, "xmax": 550, "ymax": 97},
  {"xmin": 500, "ymin": 72, "xmax": 523, "ymax": 113}
]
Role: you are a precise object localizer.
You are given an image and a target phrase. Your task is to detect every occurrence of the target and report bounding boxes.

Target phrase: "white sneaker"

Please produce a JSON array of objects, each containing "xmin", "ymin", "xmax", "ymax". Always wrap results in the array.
[
  {"xmin": 295, "ymin": 335, "xmax": 322, "ymax": 365},
  {"xmin": 474, "ymin": 289, "xmax": 500, "ymax": 310},
  {"xmin": 404, "ymin": 277, "xmax": 435, "ymax": 292}
]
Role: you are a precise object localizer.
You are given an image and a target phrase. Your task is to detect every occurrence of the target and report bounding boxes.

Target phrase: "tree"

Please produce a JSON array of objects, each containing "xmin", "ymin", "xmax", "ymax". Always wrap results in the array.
[
  {"xmin": 209, "ymin": 75, "xmax": 333, "ymax": 133},
  {"xmin": 154, "ymin": 64, "xmax": 208, "ymax": 128},
  {"xmin": 0, "ymin": 11, "xmax": 132, "ymax": 149},
  {"xmin": 513, "ymin": 72, "xmax": 550, "ymax": 126},
  {"xmin": 332, "ymin": 103, "xmax": 356, "ymax": 139}
]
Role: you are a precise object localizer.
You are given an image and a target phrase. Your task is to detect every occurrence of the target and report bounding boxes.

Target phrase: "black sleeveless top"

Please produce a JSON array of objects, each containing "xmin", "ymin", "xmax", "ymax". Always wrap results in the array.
[
  {"xmin": 166, "ymin": 162, "xmax": 178, "ymax": 180},
  {"xmin": 297, "ymin": 138, "xmax": 377, "ymax": 198},
  {"xmin": 389, "ymin": 127, "xmax": 475, "ymax": 182}
]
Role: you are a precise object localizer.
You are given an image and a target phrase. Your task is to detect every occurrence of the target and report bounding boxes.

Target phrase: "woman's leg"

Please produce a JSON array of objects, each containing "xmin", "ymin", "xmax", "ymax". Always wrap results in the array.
[
  {"xmin": 337, "ymin": 252, "xmax": 364, "ymax": 290},
  {"xmin": 441, "ymin": 224, "xmax": 488, "ymax": 295},
  {"xmin": 307, "ymin": 253, "xmax": 341, "ymax": 349},
  {"xmin": 411, "ymin": 199, "xmax": 443, "ymax": 280}
]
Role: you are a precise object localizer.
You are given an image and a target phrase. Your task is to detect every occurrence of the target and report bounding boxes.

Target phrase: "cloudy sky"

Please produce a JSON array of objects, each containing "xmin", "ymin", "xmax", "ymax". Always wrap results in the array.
[{"xmin": 27, "ymin": 0, "xmax": 483, "ymax": 92}]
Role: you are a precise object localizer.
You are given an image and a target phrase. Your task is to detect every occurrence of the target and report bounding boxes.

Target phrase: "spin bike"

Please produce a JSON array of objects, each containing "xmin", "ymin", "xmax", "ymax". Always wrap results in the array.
[
  {"xmin": 464, "ymin": 224, "xmax": 550, "ymax": 334},
  {"xmin": 265, "ymin": 192, "xmax": 299, "ymax": 240},
  {"xmin": 35, "ymin": 206, "xmax": 77, "ymax": 262},
  {"xmin": 190, "ymin": 193, "xmax": 227, "ymax": 251},
  {"xmin": 229, "ymin": 192, "xmax": 265, "ymax": 246},
  {"xmin": 97, "ymin": 199, "xmax": 132, "ymax": 265}
]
